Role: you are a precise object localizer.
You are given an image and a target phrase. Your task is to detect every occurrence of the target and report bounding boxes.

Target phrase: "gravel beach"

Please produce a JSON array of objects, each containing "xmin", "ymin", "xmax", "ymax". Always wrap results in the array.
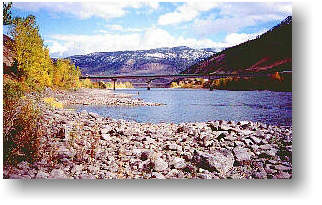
[{"xmin": 3, "ymin": 88, "xmax": 292, "ymax": 179}]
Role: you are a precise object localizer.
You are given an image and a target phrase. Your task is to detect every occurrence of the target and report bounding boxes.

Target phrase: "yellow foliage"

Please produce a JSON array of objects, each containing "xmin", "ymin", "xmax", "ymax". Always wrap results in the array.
[
  {"xmin": 43, "ymin": 97, "xmax": 63, "ymax": 109},
  {"xmin": 170, "ymin": 82, "xmax": 179, "ymax": 88}
]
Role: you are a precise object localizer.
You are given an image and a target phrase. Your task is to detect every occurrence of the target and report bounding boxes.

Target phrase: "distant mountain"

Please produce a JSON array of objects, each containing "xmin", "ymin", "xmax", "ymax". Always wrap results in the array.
[
  {"xmin": 67, "ymin": 46, "xmax": 217, "ymax": 76},
  {"xmin": 183, "ymin": 16, "xmax": 292, "ymax": 75}
]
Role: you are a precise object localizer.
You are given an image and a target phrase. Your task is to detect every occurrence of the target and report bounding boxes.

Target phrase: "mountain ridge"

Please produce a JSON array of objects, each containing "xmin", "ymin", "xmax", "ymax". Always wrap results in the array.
[
  {"xmin": 66, "ymin": 46, "xmax": 218, "ymax": 76},
  {"xmin": 182, "ymin": 16, "xmax": 292, "ymax": 75}
]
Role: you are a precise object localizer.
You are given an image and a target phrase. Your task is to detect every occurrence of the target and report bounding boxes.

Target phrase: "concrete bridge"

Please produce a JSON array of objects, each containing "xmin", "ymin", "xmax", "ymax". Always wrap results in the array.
[{"xmin": 80, "ymin": 71, "xmax": 291, "ymax": 90}]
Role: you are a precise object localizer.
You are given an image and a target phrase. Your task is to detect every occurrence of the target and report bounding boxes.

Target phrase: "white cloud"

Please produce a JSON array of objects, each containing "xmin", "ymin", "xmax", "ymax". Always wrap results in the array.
[
  {"xmin": 103, "ymin": 24, "xmax": 145, "ymax": 33},
  {"xmin": 193, "ymin": 2, "xmax": 292, "ymax": 36},
  {"xmin": 13, "ymin": 1, "xmax": 159, "ymax": 21},
  {"xmin": 158, "ymin": 2, "xmax": 218, "ymax": 25},
  {"xmin": 47, "ymin": 28, "xmax": 265, "ymax": 58}
]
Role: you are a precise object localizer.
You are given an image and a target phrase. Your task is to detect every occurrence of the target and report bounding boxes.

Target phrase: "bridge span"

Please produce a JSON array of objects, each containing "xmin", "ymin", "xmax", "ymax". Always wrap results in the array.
[{"xmin": 80, "ymin": 71, "xmax": 291, "ymax": 90}]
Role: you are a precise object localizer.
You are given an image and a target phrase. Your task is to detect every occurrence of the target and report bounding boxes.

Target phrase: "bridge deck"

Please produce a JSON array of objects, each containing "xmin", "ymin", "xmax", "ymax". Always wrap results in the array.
[{"xmin": 80, "ymin": 71, "xmax": 291, "ymax": 80}]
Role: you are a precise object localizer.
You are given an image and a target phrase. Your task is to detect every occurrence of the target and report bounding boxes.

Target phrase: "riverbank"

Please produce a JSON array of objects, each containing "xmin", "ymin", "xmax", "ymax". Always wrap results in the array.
[{"xmin": 3, "ymin": 88, "xmax": 292, "ymax": 179}]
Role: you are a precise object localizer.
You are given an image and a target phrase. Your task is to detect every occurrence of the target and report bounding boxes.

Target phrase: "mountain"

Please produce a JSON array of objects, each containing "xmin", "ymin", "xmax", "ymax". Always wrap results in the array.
[
  {"xmin": 183, "ymin": 16, "xmax": 292, "ymax": 75},
  {"xmin": 67, "ymin": 46, "xmax": 217, "ymax": 76}
]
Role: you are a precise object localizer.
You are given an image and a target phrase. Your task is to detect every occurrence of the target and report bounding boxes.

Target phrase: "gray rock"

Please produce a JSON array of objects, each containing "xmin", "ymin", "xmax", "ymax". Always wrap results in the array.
[
  {"xmin": 154, "ymin": 158, "xmax": 168, "ymax": 172},
  {"xmin": 233, "ymin": 147, "xmax": 255, "ymax": 162},
  {"xmin": 101, "ymin": 125, "xmax": 112, "ymax": 134},
  {"xmin": 89, "ymin": 112, "xmax": 100, "ymax": 118},
  {"xmin": 192, "ymin": 150, "xmax": 234, "ymax": 175},
  {"xmin": 49, "ymin": 169, "xmax": 68, "ymax": 179},
  {"xmin": 171, "ymin": 157, "xmax": 186, "ymax": 169},
  {"xmin": 152, "ymin": 172, "xmax": 166, "ymax": 179},
  {"xmin": 35, "ymin": 170, "xmax": 49, "ymax": 179},
  {"xmin": 101, "ymin": 134, "xmax": 110, "ymax": 141}
]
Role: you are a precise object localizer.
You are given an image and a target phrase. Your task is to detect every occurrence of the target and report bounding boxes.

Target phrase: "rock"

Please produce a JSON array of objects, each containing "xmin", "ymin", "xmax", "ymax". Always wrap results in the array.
[
  {"xmin": 17, "ymin": 161, "xmax": 30, "ymax": 170},
  {"xmin": 171, "ymin": 157, "xmax": 186, "ymax": 169},
  {"xmin": 71, "ymin": 164, "xmax": 83, "ymax": 174},
  {"xmin": 49, "ymin": 169, "xmax": 68, "ymax": 179},
  {"xmin": 192, "ymin": 150, "xmax": 234, "ymax": 175},
  {"xmin": 57, "ymin": 145, "xmax": 74, "ymax": 159},
  {"xmin": 259, "ymin": 144, "xmax": 272, "ymax": 150},
  {"xmin": 274, "ymin": 164, "xmax": 291, "ymax": 171},
  {"xmin": 250, "ymin": 136, "xmax": 262, "ymax": 144},
  {"xmin": 36, "ymin": 170, "xmax": 49, "ymax": 179},
  {"xmin": 197, "ymin": 173, "xmax": 212, "ymax": 179},
  {"xmin": 266, "ymin": 148, "xmax": 278, "ymax": 157},
  {"xmin": 233, "ymin": 147, "xmax": 255, "ymax": 162},
  {"xmin": 276, "ymin": 171, "xmax": 292, "ymax": 179},
  {"xmin": 80, "ymin": 110, "xmax": 88, "ymax": 115},
  {"xmin": 154, "ymin": 158, "xmax": 168, "ymax": 172},
  {"xmin": 89, "ymin": 112, "xmax": 100, "ymax": 118},
  {"xmin": 140, "ymin": 151, "xmax": 149, "ymax": 161},
  {"xmin": 101, "ymin": 125, "xmax": 112, "ymax": 134},
  {"xmin": 101, "ymin": 134, "xmax": 110, "ymax": 141},
  {"xmin": 152, "ymin": 172, "xmax": 166, "ymax": 179}
]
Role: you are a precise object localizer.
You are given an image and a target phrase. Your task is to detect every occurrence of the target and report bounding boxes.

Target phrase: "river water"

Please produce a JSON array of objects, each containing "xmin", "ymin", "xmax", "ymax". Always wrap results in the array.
[{"xmin": 76, "ymin": 88, "xmax": 292, "ymax": 126}]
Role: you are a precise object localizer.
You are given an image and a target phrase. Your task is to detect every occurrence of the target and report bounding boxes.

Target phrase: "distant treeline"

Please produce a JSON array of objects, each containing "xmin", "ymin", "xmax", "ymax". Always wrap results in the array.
[
  {"xmin": 81, "ymin": 79, "xmax": 133, "ymax": 89},
  {"xmin": 170, "ymin": 72, "xmax": 291, "ymax": 91}
]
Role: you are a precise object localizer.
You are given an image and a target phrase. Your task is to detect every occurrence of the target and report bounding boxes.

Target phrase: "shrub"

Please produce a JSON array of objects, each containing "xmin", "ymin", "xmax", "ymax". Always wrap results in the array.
[
  {"xmin": 43, "ymin": 97, "xmax": 63, "ymax": 109},
  {"xmin": 3, "ymin": 78, "xmax": 42, "ymax": 165}
]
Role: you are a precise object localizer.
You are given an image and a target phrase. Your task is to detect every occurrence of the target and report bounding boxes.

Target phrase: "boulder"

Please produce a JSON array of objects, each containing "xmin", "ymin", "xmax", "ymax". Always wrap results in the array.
[
  {"xmin": 192, "ymin": 150, "xmax": 234, "ymax": 175},
  {"xmin": 233, "ymin": 147, "xmax": 255, "ymax": 162},
  {"xmin": 154, "ymin": 158, "xmax": 168, "ymax": 172},
  {"xmin": 171, "ymin": 157, "xmax": 186, "ymax": 169},
  {"xmin": 49, "ymin": 169, "xmax": 68, "ymax": 179}
]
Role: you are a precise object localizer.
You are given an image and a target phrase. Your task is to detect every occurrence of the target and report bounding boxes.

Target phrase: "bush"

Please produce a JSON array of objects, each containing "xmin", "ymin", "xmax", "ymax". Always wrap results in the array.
[
  {"xmin": 43, "ymin": 97, "xmax": 63, "ymax": 109},
  {"xmin": 3, "ymin": 77, "xmax": 42, "ymax": 165}
]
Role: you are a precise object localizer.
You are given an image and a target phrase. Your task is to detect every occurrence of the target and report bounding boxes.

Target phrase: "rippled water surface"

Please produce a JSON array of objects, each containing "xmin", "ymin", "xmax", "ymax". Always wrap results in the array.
[{"xmin": 75, "ymin": 88, "xmax": 292, "ymax": 126}]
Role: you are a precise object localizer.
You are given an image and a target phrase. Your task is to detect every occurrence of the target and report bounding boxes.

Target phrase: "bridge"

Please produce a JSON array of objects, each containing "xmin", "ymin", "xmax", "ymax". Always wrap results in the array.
[{"xmin": 80, "ymin": 71, "xmax": 291, "ymax": 90}]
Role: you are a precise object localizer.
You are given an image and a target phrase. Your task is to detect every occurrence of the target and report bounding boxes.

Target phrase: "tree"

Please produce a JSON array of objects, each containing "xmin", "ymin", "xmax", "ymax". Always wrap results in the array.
[
  {"xmin": 3, "ymin": 2, "xmax": 13, "ymax": 25},
  {"xmin": 10, "ymin": 15, "xmax": 53, "ymax": 89}
]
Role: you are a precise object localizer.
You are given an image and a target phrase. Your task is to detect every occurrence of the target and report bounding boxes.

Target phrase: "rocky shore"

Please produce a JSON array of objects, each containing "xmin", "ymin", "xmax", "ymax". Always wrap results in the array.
[
  {"xmin": 44, "ymin": 88, "xmax": 164, "ymax": 106},
  {"xmin": 3, "ymin": 89, "xmax": 292, "ymax": 179}
]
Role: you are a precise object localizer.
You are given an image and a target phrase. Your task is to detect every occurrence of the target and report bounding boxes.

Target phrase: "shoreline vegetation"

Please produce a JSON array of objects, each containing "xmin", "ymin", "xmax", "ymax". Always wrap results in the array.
[
  {"xmin": 3, "ymin": 3, "xmax": 292, "ymax": 179},
  {"xmin": 170, "ymin": 73, "xmax": 291, "ymax": 91}
]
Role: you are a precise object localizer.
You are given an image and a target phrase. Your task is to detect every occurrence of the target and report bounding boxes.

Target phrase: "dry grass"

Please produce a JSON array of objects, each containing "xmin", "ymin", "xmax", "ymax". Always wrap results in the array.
[{"xmin": 43, "ymin": 97, "xmax": 63, "ymax": 109}]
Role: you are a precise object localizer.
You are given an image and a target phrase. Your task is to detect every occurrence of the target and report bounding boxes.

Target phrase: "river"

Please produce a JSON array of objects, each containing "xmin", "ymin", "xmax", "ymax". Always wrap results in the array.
[{"xmin": 75, "ymin": 88, "xmax": 292, "ymax": 126}]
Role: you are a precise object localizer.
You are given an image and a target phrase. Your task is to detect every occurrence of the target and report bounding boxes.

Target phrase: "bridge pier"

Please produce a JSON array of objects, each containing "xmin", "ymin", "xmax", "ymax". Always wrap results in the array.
[
  {"xmin": 112, "ymin": 78, "xmax": 117, "ymax": 90},
  {"xmin": 147, "ymin": 80, "xmax": 151, "ymax": 90}
]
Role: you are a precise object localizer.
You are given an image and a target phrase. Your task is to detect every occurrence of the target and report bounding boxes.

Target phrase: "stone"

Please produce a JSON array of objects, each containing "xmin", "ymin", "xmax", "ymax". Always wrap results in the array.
[
  {"xmin": 101, "ymin": 125, "xmax": 112, "ymax": 134},
  {"xmin": 259, "ymin": 144, "xmax": 272, "ymax": 150},
  {"xmin": 233, "ymin": 147, "xmax": 255, "ymax": 162},
  {"xmin": 250, "ymin": 136, "xmax": 262, "ymax": 144},
  {"xmin": 80, "ymin": 110, "xmax": 88, "ymax": 115},
  {"xmin": 274, "ymin": 164, "xmax": 291, "ymax": 171},
  {"xmin": 36, "ymin": 170, "xmax": 49, "ymax": 179},
  {"xmin": 71, "ymin": 164, "xmax": 83, "ymax": 174},
  {"xmin": 266, "ymin": 148, "xmax": 278, "ymax": 157},
  {"xmin": 89, "ymin": 112, "xmax": 100, "ymax": 119},
  {"xmin": 49, "ymin": 169, "xmax": 68, "ymax": 179},
  {"xmin": 152, "ymin": 172, "xmax": 166, "ymax": 179},
  {"xmin": 154, "ymin": 158, "xmax": 168, "ymax": 172},
  {"xmin": 192, "ymin": 150, "xmax": 234, "ymax": 175},
  {"xmin": 276, "ymin": 171, "xmax": 292, "ymax": 179},
  {"xmin": 101, "ymin": 134, "xmax": 110, "ymax": 141},
  {"xmin": 172, "ymin": 157, "xmax": 186, "ymax": 169}
]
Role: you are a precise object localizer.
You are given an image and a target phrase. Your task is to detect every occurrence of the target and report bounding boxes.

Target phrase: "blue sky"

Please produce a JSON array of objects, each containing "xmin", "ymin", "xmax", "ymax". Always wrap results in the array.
[{"xmin": 4, "ymin": 1, "xmax": 292, "ymax": 58}]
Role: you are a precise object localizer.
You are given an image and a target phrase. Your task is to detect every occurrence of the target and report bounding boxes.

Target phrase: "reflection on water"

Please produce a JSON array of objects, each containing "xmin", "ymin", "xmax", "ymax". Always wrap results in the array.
[{"xmin": 75, "ymin": 88, "xmax": 292, "ymax": 126}]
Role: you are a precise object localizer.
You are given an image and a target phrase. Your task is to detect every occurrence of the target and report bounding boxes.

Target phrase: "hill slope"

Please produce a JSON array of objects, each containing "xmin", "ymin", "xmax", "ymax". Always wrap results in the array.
[
  {"xmin": 67, "ymin": 46, "xmax": 217, "ymax": 76},
  {"xmin": 183, "ymin": 16, "xmax": 292, "ymax": 75}
]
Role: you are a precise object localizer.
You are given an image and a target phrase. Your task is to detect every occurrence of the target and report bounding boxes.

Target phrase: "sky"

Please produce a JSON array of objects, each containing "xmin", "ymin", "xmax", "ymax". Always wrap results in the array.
[{"xmin": 4, "ymin": 1, "xmax": 292, "ymax": 58}]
